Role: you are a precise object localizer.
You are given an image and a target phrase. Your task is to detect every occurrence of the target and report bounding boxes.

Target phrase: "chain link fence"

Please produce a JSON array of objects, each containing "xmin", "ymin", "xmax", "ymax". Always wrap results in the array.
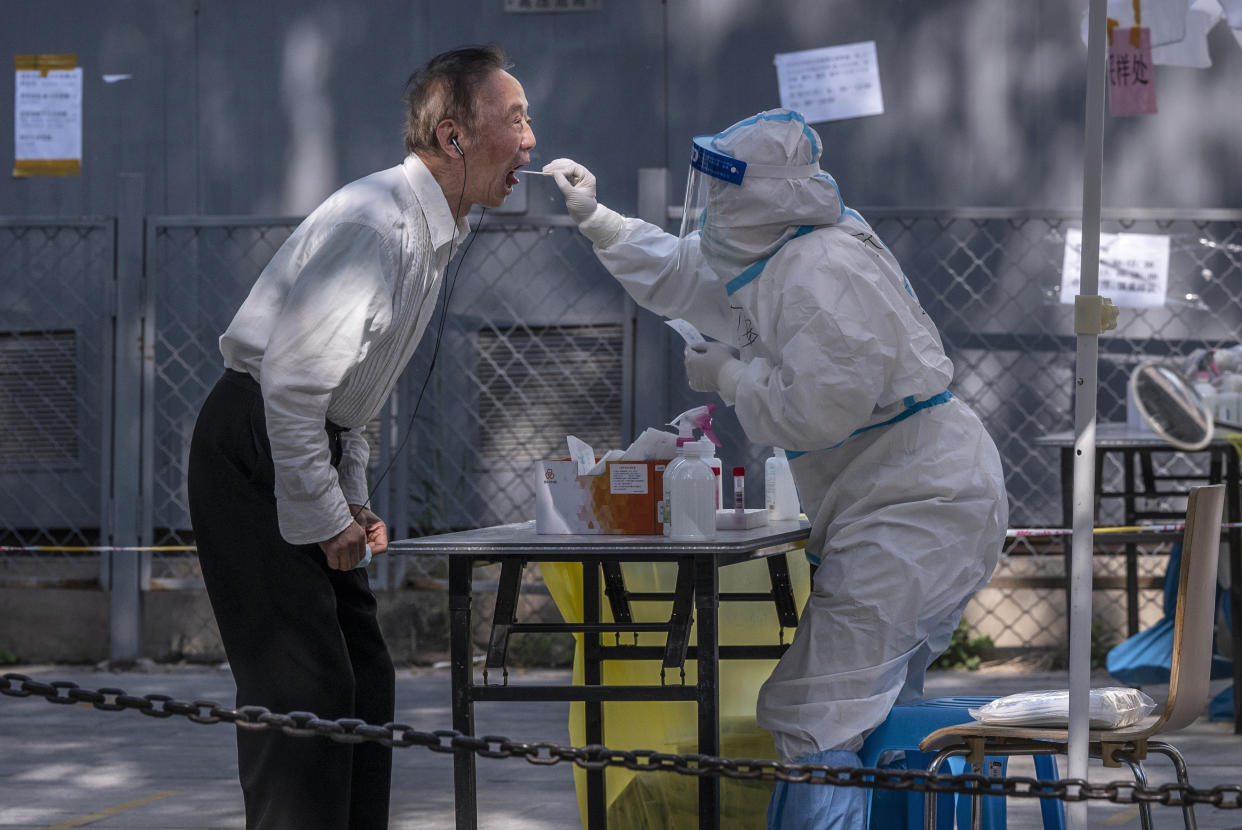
[
  {"xmin": 2, "ymin": 208, "xmax": 1241, "ymax": 661},
  {"xmin": 0, "ymin": 219, "xmax": 114, "ymax": 589},
  {"xmin": 147, "ymin": 219, "xmax": 299, "ymax": 553},
  {"xmin": 869, "ymin": 210, "xmax": 1242, "ymax": 654}
]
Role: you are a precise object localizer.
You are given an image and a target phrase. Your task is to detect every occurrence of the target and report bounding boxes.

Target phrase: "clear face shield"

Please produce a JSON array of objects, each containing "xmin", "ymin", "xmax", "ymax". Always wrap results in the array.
[
  {"xmin": 675, "ymin": 135, "xmax": 745, "ymax": 274},
  {"xmin": 676, "ymin": 133, "xmax": 825, "ymax": 277}
]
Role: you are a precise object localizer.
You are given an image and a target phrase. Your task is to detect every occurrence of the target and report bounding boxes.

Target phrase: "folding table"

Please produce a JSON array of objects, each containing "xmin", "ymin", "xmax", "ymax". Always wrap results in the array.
[{"xmin": 389, "ymin": 518, "xmax": 810, "ymax": 829}]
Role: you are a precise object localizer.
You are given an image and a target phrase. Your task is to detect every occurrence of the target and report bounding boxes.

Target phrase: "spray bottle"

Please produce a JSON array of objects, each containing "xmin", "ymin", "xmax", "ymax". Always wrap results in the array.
[
  {"xmin": 662, "ymin": 405, "xmax": 722, "ymax": 534},
  {"xmin": 669, "ymin": 404, "xmax": 723, "ymax": 506},
  {"xmin": 667, "ymin": 438, "xmax": 717, "ymax": 541}
]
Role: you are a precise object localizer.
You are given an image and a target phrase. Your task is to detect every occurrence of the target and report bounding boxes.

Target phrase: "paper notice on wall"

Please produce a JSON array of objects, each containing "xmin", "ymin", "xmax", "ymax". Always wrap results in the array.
[
  {"xmin": 1109, "ymin": 27, "xmax": 1157, "ymax": 115},
  {"xmin": 773, "ymin": 41, "xmax": 884, "ymax": 124},
  {"xmin": 14, "ymin": 53, "xmax": 82, "ymax": 177},
  {"xmin": 1060, "ymin": 228, "xmax": 1171, "ymax": 308}
]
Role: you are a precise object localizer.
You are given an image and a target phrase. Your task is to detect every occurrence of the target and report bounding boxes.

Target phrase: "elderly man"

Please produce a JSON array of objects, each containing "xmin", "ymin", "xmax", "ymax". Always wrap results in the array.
[{"xmin": 188, "ymin": 44, "xmax": 535, "ymax": 829}]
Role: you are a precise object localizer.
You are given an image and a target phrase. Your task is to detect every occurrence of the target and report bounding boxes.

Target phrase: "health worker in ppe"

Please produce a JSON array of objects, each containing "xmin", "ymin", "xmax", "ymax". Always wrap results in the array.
[{"xmin": 543, "ymin": 109, "xmax": 1008, "ymax": 830}]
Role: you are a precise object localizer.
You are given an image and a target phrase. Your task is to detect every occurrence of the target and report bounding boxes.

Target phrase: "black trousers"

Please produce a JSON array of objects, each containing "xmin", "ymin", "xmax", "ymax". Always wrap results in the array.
[{"xmin": 188, "ymin": 370, "xmax": 395, "ymax": 830}]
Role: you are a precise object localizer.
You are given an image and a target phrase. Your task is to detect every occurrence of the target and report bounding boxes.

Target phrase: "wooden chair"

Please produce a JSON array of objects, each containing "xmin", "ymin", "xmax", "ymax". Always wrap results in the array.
[{"xmin": 918, "ymin": 483, "xmax": 1225, "ymax": 830}]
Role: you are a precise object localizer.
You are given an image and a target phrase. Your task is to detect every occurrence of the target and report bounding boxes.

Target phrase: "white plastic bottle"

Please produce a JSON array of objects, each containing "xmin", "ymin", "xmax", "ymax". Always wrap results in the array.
[
  {"xmin": 1191, "ymin": 372, "xmax": 1218, "ymax": 426},
  {"xmin": 1192, "ymin": 371, "xmax": 1216, "ymax": 402},
  {"xmin": 765, "ymin": 448, "xmax": 801, "ymax": 521},
  {"xmin": 661, "ymin": 439, "xmax": 691, "ymax": 535},
  {"xmin": 1215, "ymin": 374, "xmax": 1240, "ymax": 425},
  {"xmin": 668, "ymin": 440, "xmax": 717, "ymax": 541},
  {"xmin": 699, "ymin": 440, "xmax": 724, "ymax": 508},
  {"xmin": 667, "ymin": 404, "xmax": 724, "ymax": 508}
]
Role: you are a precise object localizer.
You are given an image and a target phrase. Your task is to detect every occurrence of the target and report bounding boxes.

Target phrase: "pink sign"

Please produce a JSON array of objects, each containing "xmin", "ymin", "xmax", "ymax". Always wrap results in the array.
[{"xmin": 1109, "ymin": 27, "xmax": 1157, "ymax": 116}]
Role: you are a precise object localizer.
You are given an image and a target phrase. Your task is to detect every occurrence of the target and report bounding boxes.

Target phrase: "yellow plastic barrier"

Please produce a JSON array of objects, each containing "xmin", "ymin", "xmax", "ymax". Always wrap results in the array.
[{"xmin": 541, "ymin": 549, "xmax": 812, "ymax": 829}]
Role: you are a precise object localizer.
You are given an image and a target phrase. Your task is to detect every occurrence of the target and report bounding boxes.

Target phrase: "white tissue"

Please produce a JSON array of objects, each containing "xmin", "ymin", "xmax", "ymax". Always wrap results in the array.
[
  {"xmin": 566, "ymin": 435, "xmax": 596, "ymax": 475},
  {"xmin": 587, "ymin": 449, "xmax": 625, "ymax": 476},
  {"xmin": 560, "ymin": 427, "xmax": 679, "ymax": 477},
  {"xmin": 620, "ymin": 427, "xmax": 680, "ymax": 461}
]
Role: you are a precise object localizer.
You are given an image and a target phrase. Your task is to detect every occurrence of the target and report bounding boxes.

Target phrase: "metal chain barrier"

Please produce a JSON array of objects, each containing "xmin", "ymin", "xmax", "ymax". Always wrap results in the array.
[{"xmin": 5, "ymin": 672, "xmax": 1241, "ymax": 809}]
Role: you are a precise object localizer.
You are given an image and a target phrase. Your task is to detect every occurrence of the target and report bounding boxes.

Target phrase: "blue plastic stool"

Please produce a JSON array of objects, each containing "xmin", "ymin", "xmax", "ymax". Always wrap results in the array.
[{"xmin": 860, "ymin": 697, "xmax": 1066, "ymax": 830}]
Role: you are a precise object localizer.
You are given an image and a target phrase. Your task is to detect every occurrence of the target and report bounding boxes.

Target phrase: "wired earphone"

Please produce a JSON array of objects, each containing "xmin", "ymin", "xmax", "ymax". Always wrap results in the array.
[{"xmin": 347, "ymin": 130, "xmax": 480, "ymax": 551}]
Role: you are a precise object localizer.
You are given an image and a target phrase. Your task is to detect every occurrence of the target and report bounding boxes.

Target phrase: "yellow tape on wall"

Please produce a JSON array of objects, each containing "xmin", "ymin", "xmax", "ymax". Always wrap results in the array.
[
  {"xmin": 12, "ymin": 158, "xmax": 80, "ymax": 177},
  {"xmin": 15, "ymin": 53, "xmax": 77, "ymax": 73}
]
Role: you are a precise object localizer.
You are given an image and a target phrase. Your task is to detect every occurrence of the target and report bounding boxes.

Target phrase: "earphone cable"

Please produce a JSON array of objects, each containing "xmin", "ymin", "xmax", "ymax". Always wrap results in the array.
[{"xmin": 350, "ymin": 152, "xmax": 479, "ymax": 529}]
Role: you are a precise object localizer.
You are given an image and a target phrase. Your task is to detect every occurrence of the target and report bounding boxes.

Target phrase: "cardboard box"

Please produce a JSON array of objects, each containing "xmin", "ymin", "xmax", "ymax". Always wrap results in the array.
[{"xmin": 536, "ymin": 459, "xmax": 668, "ymax": 534}]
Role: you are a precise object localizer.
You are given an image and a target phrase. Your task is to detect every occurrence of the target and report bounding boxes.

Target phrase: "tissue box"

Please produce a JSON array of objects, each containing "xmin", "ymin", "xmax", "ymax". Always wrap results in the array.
[{"xmin": 536, "ymin": 459, "xmax": 668, "ymax": 534}]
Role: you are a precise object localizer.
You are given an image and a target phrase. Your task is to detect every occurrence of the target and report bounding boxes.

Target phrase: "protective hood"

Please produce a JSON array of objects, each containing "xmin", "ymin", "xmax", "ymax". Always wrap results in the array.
[
  {"xmin": 678, "ymin": 109, "xmax": 845, "ymax": 278},
  {"xmin": 703, "ymin": 109, "xmax": 844, "ymax": 230}
]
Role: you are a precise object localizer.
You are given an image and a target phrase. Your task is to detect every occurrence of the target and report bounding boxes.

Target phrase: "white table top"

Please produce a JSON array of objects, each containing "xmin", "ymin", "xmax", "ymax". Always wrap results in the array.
[
  {"xmin": 1036, "ymin": 422, "xmax": 1239, "ymax": 449},
  {"xmin": 388, "ymin": 518, "xmax": 810, "ymax": 561}
]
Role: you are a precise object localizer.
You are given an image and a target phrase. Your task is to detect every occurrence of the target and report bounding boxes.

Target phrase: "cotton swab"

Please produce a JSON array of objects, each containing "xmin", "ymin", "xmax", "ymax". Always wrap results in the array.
[{"xmin": 517, "ymin": 169, "xmax": 554, "ymax": 175}]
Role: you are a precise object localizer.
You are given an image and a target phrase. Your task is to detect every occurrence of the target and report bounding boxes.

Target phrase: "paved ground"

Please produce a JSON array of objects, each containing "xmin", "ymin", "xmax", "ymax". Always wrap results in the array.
[{"xmin": 1, "ymin": 662, "xmax": 1239, "ymax": 829}]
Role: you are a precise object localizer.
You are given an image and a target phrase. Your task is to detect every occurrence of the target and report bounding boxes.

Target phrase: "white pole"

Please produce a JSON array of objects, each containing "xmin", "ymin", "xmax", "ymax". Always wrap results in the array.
[{"xmin": 1068, "ymin": 0, "xmax": 1109, "ymax": 826}]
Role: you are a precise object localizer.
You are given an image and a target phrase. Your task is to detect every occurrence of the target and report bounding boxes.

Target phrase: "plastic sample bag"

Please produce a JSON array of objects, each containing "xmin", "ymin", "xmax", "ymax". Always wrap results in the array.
[
  {"xmin": 968, "ymin": 687, "xmax": 1157, "ymax": 729},
  {"xmin": 542, "ymin": 552, "xmax": 812, "ymax": 829}
]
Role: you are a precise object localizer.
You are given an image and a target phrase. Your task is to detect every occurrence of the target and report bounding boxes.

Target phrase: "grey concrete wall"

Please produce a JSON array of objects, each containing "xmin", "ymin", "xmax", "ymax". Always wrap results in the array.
[{"xmin": 3, "ymin": 1, "xmax": 1240, "ymax": 219}]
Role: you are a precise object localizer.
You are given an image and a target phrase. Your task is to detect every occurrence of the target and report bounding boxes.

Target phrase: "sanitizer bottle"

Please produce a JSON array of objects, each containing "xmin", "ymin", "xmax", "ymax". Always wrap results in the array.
[
  {"xmin": 661, "ymin": 438, "xmax": 690, "ymax": 535},
  {"xmin": 668, "ymin": 439, "xmax": 717, "ymax": 541},
  {"xmin": 699, "ymin": 440, "xmax": 723, "ymax": 508},
  {"xmin": 1192, "ymin": 371, "xmax": 1218, "ymax": 421},
  {"xmin": 765, "ymin": 448, "xmax": 801, "ymax": 521},
  {"xmin": 663, "ymin": 404, "xmax": 724, "ymax": 530}
]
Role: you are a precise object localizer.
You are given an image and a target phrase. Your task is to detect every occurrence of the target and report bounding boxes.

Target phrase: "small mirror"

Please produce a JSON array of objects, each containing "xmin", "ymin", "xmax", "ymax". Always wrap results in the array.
[{"xmin": 1130, "ymin": 360, "xmax": 1213, "ymax": 451}]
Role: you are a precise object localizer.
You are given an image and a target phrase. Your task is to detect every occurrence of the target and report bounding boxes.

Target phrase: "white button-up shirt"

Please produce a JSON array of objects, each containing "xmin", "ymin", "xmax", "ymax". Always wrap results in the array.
[{"xmin": 220, "ymin": 154, "xmax": 469, "ymax": 545}]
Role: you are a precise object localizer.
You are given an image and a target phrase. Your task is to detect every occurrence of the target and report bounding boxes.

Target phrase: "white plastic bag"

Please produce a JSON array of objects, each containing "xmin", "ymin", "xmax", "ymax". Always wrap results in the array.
[{"xmin": 968, "ymin": 687, "xmax": 1157, "ymax": 729}]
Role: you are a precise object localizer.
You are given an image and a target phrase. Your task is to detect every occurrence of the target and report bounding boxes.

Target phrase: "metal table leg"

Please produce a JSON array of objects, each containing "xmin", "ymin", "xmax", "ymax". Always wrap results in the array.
[
  {"xmin": 694, "ymin": 554, "xmax": 721, "ymax": 830},
  {"xmin": 766, "ymin": 553, "xmax": 800, "ymax": 629},
  {"xmin": 1228, "ymin": 449, "xmax": 1242, "ymax": 732},
  {"xmin": 1124, "ymin": 450, "xmax": 1139, "ymax": 637},
  {"xmin": 485, "ymin": 558, "xmax": 525, "ymax": 678},
  {"xmin": 662, "ymin": 557, "xmax": 695, "ymax": 672},
  {"xmin": 449, "ymin": 556, "xmax": 477, "ymax": 830},
  {"xmin": 601, "ymin": 560, "xmax": 633, "ymax": 627},
  {"xmin": 1060, "ymin": 447, "xmax": 1074, "ymax": 633},
  {"xmin": 583, "ymin": 561, "xmax": 607, "ymax": 826}
]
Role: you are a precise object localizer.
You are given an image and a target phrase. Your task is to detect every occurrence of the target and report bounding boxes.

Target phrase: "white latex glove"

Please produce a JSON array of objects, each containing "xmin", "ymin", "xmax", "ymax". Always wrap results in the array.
[
  {"xmin": 685, "ymin": 342, "xmax": 746, "ymax": 401},
  {"xmin": 543, "ymin": 158, "xmax": 597, "ymax": 223},
  {"xmin": 542, "ymin": 158, "xmax": 624, "ymax": 247}
]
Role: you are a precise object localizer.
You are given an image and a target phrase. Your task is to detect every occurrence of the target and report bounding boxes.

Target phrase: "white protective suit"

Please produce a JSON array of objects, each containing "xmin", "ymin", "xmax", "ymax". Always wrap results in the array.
[{"xmin": 556, "ymin": 110, "xmax": 1008, "ymax": 763}]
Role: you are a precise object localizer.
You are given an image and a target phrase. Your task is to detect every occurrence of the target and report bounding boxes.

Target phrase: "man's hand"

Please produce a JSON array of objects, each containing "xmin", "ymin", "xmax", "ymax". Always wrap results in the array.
[
  {"xmin": 349, "ymin": 503, "xmax": 388, "ymax": 555},
  {"xmin": 319, "ymin": 505, "xmax": 387, "ymax": 570}
]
